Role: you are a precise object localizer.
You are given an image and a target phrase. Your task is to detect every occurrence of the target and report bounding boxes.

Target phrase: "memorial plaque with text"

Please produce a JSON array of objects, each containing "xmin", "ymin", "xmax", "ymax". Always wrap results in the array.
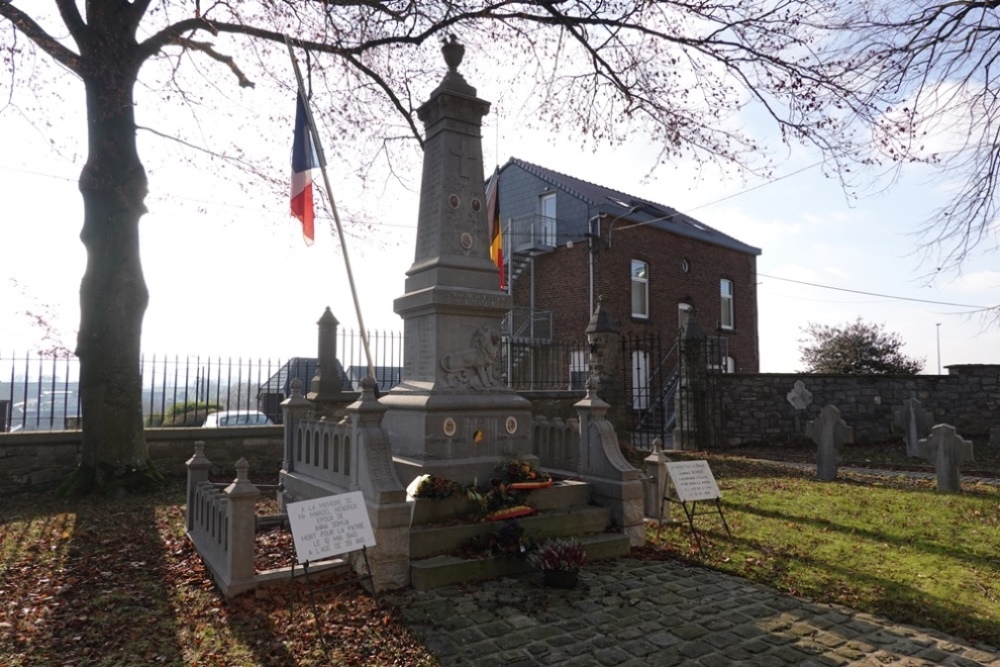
[
  {"xmin": 666, "ymin": 461, "xmax": 721, "ymax": 503},
  {"xmin": 287, "ymin": 491, "xmax": 376, "ymax": 564}
]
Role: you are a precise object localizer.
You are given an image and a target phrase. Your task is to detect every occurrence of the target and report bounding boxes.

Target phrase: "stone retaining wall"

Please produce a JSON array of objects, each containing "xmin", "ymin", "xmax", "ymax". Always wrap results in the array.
[
  {"xmin": 0, "ymin": 426, "xmax": 284, "ymax": 493},
  {"xmin": 715, "ymin": 365, "xmax": 999, "ymax": 445},
  {"xmin": 0, "ymin": 392, "xmax": 584, "ymax": 493}
]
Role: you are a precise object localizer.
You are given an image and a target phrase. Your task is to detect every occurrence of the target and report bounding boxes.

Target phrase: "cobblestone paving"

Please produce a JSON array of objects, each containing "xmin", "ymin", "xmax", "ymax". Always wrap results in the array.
[
  {"xmin": 389, "ymin": 465, "xmax": 1000, "ymax": 665},
  {"xmin": 388, "ymin": 558, "xmax": 1000, "ymax": 666}
]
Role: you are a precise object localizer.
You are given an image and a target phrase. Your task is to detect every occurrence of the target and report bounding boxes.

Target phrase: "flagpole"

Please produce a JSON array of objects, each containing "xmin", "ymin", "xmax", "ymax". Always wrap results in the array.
[{"xmin": 285, "ymin": 37, "xmax": 377, "ymax": 385}]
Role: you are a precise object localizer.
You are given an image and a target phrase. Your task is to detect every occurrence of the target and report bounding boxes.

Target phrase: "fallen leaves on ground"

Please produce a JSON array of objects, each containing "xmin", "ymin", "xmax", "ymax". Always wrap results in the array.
[{"xmin": 0, "ymin": 484, "xmax": 438, "ymax": 667}]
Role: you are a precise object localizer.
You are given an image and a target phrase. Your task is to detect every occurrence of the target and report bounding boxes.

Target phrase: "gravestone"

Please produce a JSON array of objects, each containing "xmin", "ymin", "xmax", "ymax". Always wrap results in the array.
[
  {"xmin": 805, "ymin": 404, "xmax": 853, "ymax": 481},
  {"xmin": 380, "ymin": 37, "xmax": 533, "ymax": 485},
  {"xmin": 786, "ymin": 379, "xmax": 813, "ymax": 434},
  {"xmin": 918, "ymin": 424, "xmax": 974, "ymax": 493},
  {"xmin": 893, "ymin": 397, "xmax": 933, "ymax": 458},
  {"xmin": 786, "ymin": 380, "xmax": 813, "ymax": 410}
]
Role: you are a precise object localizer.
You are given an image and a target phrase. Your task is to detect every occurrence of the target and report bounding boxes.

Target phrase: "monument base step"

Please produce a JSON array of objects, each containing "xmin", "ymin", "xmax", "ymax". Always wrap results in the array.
[{"xmin": 410, "ymin": 532, "xmax": 630, "ymax": 591}]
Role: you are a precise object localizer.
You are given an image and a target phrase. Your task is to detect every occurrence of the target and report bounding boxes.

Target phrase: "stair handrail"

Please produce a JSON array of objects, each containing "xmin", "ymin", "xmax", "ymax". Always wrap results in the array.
[{"xmin": 631, "ymin": 338, "xmax": 680, "ymax": 434}]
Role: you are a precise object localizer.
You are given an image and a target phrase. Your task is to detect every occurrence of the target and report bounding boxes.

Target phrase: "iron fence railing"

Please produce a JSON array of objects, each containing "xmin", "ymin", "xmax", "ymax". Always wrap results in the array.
[
  {"xmin": 501, "ymin": 338, "xmax": 589, "ymax": 391},
  {"xmin": 0, "ymin": 329, "xmax": 404, "ymax": 432},
  {"xmin": 1, "ymin": 329, "xmax": 590, "ymax": 431}
]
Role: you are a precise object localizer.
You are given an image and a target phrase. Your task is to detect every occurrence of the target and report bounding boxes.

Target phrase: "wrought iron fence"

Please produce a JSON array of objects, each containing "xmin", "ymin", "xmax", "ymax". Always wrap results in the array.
[
  {"xmin": 501, "ymin": 338, "xmax": 589, "ymax": 391},
  {"xmin": 0, "ymin": 329, "xmax": 404, "ymax": 432},
  {"xmin": 0, "ymin": 329, "xmax": 591, "ymax": 431}
]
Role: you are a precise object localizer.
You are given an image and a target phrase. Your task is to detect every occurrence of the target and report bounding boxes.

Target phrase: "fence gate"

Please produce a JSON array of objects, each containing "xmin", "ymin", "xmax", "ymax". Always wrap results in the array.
[{"xmin": 621, "ymin": 331, "xmax": 727, "ymax": 451}]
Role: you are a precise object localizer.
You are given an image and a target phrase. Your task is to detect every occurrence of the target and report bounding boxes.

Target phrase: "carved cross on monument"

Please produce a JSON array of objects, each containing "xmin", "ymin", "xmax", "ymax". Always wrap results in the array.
[
  {"xmin": 448, "ymin": 137, "xmax": 478, "ymax": 180},
  {"xmin": 918, "ymin": 423, "xmax": 974, "ymax": 493},
  {"xmin": 805, "ymin": 404, "xmax": 853, "ymax": 481}
]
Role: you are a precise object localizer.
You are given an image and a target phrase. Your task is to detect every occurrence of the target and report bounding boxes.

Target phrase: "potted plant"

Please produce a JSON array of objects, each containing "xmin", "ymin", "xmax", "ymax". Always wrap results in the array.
[{"xmin": 529, "ymin": 538, "xmax": 586, "ymax": 588}]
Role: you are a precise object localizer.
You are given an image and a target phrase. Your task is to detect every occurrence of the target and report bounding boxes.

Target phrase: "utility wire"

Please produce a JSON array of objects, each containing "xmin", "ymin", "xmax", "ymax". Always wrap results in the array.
[
  {"xmin": 757, "ymin": 273, "xmax": 994, "ymax": 311},
  {"xmin": 6, "ymin": 159, "xmax": 997, "ymax": 314}
]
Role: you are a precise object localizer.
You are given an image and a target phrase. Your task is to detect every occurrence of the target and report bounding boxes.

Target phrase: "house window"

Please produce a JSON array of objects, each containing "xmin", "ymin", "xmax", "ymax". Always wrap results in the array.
[
  {"xmin": 720, "ymin": 279, "xmax": 734, "ymax": 330},
  {"xmin": 707, "ymin": 337, "xmax": 734, "ymax": 372},
  {"xmin": 569, "ymin": 350, "xmax": 588, "ymax": 390},
  {"xmin": 631, "ymin": 350, "xmax": 649, "ymax": 410},
  {"xmin": 631, "ymin": 260, "xmax": 649, "ymax": 319},
  {"xmin": 539, "ymin": 192, "xmax": 557, "ymax": 246}
]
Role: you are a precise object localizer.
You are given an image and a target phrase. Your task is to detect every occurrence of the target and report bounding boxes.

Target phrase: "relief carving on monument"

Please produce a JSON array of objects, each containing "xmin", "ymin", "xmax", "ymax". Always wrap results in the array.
[{"xmin": 440, "ymin": 324, "xmax": 503, "ymax": 389}]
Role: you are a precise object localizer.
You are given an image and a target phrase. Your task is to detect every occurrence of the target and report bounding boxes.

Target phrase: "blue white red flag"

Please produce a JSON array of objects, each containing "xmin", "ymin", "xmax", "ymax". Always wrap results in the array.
[{"xmin": 290, "ymin": 92, "xmax": 322, "ymax": 245}]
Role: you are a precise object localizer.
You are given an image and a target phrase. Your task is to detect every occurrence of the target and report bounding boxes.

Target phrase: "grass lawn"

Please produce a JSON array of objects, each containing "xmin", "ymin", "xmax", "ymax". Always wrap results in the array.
[
  {"xmin": 2, "ymin": 448, "xmax": 999, "ymax": 665},
  {"xmin": 648, "ymin": 451, "xmax": 1000, "ymax": 646}
]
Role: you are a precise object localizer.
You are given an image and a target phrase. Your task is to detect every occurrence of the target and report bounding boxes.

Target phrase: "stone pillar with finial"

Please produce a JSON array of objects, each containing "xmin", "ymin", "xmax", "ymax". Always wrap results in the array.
[
  {"xmin": 309, "ymin": 307, "xmax": 359, "ymax": 419},
  {"xmin": 224, "ymin": 457, "xmax": 260, "ymax": 586},
  {"xmin": 575, "ymin": 375, "xmax": 644, "ymax": 546}
]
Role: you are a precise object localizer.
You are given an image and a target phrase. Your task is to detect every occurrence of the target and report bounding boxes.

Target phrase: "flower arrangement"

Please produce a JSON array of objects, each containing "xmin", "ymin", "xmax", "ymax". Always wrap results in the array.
[
  {"xmin": 496, "ymin": 449, "xmax": 553, "ymax": 488},
  {"xmin": 528, "ymin": 538, "xmax": 587, "ymax": 572},
  {"xmin": 411, "ymin": 474, "xmax": 464, "ymax": 499},
  {"xmin": 467, "ymin": 478, "xmax": 536, "ymax": 521}
]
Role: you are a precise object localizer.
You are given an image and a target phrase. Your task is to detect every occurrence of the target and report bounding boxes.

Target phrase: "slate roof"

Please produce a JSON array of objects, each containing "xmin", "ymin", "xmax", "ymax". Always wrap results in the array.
[
  {"xmin": 257, "ymin": 357, "xmax": 350, "ymax": 397},
  {"xmin": 347, "ymin": 366, "xmax": 404, "ymax": 392},
  {"xmin": 500, "ymin": 157, "xmax": 761, "ymax": 256}
]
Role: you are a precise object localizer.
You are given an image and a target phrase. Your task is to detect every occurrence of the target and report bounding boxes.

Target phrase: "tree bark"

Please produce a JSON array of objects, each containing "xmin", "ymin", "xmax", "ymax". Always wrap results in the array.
[{"xmin": 59, "ymin": 21, "xmax": 159, "ymax": 495}]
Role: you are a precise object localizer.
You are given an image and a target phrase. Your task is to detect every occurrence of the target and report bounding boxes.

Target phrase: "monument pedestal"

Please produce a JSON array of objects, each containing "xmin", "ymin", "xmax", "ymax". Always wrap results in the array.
[{"xmin": 382, "ymin": 388, "xmax": 533, "ymax": 485}]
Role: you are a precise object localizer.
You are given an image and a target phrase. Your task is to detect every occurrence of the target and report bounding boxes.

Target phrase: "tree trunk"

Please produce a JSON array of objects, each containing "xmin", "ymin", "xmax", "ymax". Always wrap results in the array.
[{"xmin": 59, "ymin": 35, "xmax": 159, "ymax": 495}]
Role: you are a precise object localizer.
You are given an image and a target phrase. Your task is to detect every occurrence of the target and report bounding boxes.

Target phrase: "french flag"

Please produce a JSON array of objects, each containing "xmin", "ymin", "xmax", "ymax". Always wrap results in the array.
[{"xmin": 290, "ymin": 92, "xmax": 321, "ymax": 245}]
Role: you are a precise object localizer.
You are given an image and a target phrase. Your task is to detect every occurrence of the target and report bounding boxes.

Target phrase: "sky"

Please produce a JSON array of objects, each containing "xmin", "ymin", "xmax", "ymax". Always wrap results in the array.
[{"xmin": 2, "ymin": 18, "xmax": 998, "ymax": 375}]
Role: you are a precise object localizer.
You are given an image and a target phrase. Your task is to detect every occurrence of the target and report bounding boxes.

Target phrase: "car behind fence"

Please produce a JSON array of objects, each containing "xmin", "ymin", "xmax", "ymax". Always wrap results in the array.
[{"xmin": 1, "ymin": 332, "xmax": 585, "ymax": 432}]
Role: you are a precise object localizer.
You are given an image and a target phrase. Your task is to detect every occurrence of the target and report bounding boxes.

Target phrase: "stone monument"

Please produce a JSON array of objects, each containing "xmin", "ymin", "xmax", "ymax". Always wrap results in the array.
[{"xmin": 380, "ymin": 36, "xmax": 533, "ymax": 485}]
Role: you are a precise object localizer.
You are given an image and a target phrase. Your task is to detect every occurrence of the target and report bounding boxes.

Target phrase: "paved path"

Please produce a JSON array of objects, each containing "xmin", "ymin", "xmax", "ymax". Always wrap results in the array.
[
  {"xmin": 389, "ymin": 464, "xmax": 1000, "ymax": 666},
  {"xmin": 389, "ymin": 558, "xmax": 1000, "ymax": 666}
]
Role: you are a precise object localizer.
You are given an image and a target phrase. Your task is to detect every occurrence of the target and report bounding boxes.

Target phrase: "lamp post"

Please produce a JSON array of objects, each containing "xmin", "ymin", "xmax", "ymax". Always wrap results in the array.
[
  {"xmin": 936, "ymin": 323, "xmax": 941, "ymax": 374},
  {"xmin": 587, "ymin": 214, "xmax": 600, "ymax": 316}
]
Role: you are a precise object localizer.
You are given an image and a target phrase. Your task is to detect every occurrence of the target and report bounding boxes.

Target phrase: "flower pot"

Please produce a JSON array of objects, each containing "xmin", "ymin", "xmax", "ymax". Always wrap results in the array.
[{"xmin": 542, "ymin": 569, "xmax": 579, "ymax": 589}]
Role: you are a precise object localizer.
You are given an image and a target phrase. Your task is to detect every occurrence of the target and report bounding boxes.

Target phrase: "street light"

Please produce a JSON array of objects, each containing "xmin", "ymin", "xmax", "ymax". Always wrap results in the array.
[{"xmin": 936, "ymin": 323, "xmax": 941, "ymax": 374}]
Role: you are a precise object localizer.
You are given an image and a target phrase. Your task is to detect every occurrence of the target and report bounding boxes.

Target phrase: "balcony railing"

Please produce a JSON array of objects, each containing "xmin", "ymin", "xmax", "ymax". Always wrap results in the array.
[
  {"xmin": 501, "ymin": 307, "xmax": 553, "ymax": 343},
  {"xmin": 508, "ymin": 213, "xmax": 557, "ymax": 254}
]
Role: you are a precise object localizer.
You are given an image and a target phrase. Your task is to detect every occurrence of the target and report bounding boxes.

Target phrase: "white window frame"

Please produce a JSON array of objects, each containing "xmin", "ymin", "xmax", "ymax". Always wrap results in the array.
[
  {"xmin": 720, "ymin": 278, "xmax": 734, "ymax": 330},
  {"xmin": 539, "ymin": 192, "xmax": 557, "ymax": 246},
  {"xmin": 631, "ymin": 260, "xmax": 649, "ymax": 319}
]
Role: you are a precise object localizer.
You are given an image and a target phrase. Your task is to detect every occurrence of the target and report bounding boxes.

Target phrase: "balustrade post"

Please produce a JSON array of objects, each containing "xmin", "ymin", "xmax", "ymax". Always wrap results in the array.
[{"xmin": 185, "ymin": 441, "xmax": 212, "ymax": 531}]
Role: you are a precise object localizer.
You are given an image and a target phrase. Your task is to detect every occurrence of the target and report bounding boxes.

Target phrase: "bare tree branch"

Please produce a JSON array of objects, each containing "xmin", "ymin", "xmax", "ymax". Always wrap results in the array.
[{"xmin": 0, "ymin": 0, "xmax": 82, "ymax": 73}]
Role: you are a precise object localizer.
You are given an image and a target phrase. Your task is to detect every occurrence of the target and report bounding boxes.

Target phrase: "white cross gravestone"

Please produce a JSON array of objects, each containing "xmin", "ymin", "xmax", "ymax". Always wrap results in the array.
[
  {"xmin": 786, "ymin": 380, "xmax": 813, "ymax": 433},
  {"xmin": 918, "ymin": 424, "xmax": 974, "ymax": 493},
  {"xmin": 786, "ymin": 380, "xmax": 813, "ymax": 411},
  {"xmin": 287, "ymin": 491, "xmax": 376, "ymax": 564},
  {"xmin": 805, "ymin": 404, "xmax": 853, "ymax": 481}
]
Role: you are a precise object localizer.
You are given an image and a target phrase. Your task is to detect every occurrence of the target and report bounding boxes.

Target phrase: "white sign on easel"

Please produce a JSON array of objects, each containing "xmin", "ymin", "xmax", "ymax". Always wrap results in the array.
[
  {"xmin": 287, "ymin": 491, "xmax": 376, "ymax": 564},
  {"xmin": 665, "ymin": 460, "xmax": 721, "ymax": 502}
]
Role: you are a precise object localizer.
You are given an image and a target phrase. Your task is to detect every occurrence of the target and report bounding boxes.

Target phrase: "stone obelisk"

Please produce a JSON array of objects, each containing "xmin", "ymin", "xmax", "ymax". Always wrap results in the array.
[{"xmin": 381, "ymin": 36, "xmax": 533, "ymax": 486}]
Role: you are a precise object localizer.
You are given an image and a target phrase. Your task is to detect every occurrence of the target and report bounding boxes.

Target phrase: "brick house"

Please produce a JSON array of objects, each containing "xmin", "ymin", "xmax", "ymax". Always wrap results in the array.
[{"xmin": 494, "ymin": 158, "xmax": 761, "ymax": 393}]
